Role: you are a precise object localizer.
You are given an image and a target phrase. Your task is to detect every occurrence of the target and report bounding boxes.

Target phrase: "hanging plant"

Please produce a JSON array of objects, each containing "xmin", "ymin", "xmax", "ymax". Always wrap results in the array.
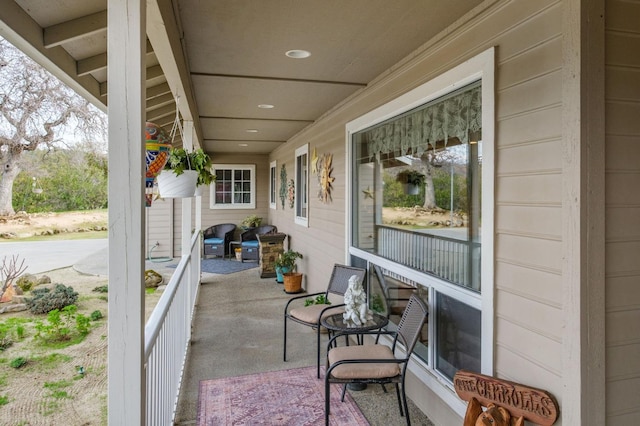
[
  {"xmin": 397, "ymin": 169, "xmax": 426, "ymax": 186},
  {"xmin": 164, "ymin": 148, "xmax": 214, "ymax": 186}
]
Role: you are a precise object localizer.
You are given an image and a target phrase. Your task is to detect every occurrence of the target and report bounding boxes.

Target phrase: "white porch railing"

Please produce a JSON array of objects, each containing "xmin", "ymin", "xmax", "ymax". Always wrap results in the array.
[{"xmin": 144, "ymin": 231, "xmax": 201, "ymax": 425}]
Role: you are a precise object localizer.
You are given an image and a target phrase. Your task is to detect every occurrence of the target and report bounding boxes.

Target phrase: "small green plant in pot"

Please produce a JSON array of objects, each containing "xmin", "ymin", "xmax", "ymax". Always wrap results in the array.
[
  {"xmin": 274, "ymin": 250, "xmax": 303, "ymax": 291},
  {"xmin": 241, "ymin": 214, "xmax": 262, "ymax": 229}
]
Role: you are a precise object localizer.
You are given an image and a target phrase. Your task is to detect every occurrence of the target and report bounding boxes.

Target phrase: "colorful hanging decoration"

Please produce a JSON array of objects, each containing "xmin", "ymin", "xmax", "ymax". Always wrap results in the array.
[
  {"xmin": 287, "ymin": 179, "xmax": 295, "ymax": 209},
  {"xmin": 144, "ymin": 122, "xmax": 172, "ymax": 207}
]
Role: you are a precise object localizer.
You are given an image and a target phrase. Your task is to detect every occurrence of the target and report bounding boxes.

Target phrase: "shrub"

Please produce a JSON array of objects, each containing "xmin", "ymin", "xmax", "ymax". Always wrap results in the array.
[
  {"xmin": 10, "ymin": 357, "xmax": 27, "ymax": 369},
  {"xmin": 92, "ymin": 285, "xmax": 108, "ymax": 293},
  {"xmin": 27, "ymin": 284, "xmax": 78, "ymax": 314},
  {"xmin": 34, "ymin": 305, "xmax": 92, "ymax": 343},
  {"xmin": 90, "ymin": 310, "xmax": 103, "ymax": 321}
]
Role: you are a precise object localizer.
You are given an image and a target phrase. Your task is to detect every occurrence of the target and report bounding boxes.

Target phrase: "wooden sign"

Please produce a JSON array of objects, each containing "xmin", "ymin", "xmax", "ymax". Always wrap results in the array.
[{"xmin": 454, "ymin": 370, "xmax": 559, "ymax": 426}]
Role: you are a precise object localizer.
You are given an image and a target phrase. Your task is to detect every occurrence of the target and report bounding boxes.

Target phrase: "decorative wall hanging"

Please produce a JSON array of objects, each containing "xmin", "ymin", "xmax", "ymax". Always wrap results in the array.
[
  {"xmin": 287, "ymin": 179, "xmax": 295, "ymax": 209},
  {"xmin": 144, "ymin": 121, "xmax": 172, "ymax": 207},
  {"xmin": 316, "ymin": 152, "xmax": 334, "ymax": 204},
  {"xmin": 279, "ymin": 165, "xmax": 287, "ymax": 209},
  {"xmin": 364, "ymin": 84, "xmax": 481, "ymax": 162}
]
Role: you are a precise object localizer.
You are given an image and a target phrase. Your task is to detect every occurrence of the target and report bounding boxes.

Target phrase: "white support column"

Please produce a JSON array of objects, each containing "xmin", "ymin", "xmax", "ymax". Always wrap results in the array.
[
  {"xmin": 562, "ymin": 0, "xmax": 605, "ymax": 425},
  {"xmin": 107, "ymin": 0, "xmax": 146, "ymax": 424}
]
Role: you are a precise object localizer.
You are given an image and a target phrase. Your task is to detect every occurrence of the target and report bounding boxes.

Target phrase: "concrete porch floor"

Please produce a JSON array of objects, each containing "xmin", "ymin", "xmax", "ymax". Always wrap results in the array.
[{"xmin": 172, "ymin": 265, "xmax": 434, "ymax": 425}]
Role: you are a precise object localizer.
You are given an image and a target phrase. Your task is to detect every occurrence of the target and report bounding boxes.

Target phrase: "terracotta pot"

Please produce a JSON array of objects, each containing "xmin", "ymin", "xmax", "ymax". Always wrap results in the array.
[{"xmin": 283, "ymin": 272, "xmax": 303, "ymax": 293}]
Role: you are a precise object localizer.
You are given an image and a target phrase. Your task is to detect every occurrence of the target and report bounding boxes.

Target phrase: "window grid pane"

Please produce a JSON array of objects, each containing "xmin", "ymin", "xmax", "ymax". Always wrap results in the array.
[{"xmin": 212, "ymin": 166, "xmax": 253, "ymax": 207}]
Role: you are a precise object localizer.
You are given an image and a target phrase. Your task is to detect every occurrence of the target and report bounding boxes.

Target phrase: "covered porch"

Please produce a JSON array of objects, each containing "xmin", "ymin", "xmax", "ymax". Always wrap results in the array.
[{"xmin": 170, "ymin": 264, "xmax": 433, "ymax": 425}]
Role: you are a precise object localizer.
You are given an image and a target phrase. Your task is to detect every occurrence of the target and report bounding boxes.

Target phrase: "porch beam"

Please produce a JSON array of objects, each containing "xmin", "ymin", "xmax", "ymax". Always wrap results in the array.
[
  {"xmin": 147, "ymin": 0, "xmax": 203, "ymax": 144},
  {"xmin": 0, "ymin": 1, "xmax": 104, "ymax": 110},
  {"xmin": 44, "ymin": 10, "xmax": 107, "ymax": 48},
  {"xmin": 107, "ymin": 0, "xmax": 146, "ymax": 424}
]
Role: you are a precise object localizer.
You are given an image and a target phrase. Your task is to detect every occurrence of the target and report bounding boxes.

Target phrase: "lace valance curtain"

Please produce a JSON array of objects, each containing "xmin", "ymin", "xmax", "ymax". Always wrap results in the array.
[{"xmin": 365, "ymin": 85, "xmax": 481, "ymax": 161}]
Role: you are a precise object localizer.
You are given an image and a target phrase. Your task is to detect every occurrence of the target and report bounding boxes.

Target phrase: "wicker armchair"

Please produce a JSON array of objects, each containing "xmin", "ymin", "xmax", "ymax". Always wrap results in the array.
[
  {"xmin": 240, "ymin": 225, "xmax": 277, "ymax": 262},
  {"xmin": 324, "ymin": 294, "xmax": 428, "ymax": 425},
  {"xmin": 202, "ymin": 223, "xmax": 236, "ymax": 258}
]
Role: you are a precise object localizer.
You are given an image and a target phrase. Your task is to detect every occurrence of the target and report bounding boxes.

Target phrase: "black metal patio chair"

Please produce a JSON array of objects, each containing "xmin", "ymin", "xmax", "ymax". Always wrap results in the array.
[
  {"xmin": 324, "ymin": 294, "xmax": 428, "ymax": 426},
  {"xmin": 283, "ymin": 264, "xmax": 366, "ymax": 378}
]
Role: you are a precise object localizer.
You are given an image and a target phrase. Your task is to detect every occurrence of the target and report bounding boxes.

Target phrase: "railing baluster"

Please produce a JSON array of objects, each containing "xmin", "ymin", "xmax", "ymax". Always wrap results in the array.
[{"xmin": 144, "ymin": 231, "xmax": 201, "ymax": 425}]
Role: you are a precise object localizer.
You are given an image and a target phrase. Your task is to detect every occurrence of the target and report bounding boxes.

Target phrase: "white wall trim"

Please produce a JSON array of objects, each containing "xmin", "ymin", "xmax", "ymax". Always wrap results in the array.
[
  {"xmin": 294, "ymin": 144, "xmax": 309, "ymax": 227},
  {"xmin": 209, "ymin": 164, "xmax": 256, "ymax": 209}
]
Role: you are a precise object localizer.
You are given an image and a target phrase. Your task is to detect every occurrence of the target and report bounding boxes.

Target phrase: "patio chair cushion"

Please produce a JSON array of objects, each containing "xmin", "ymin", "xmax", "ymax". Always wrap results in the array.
[
  {"xmin": 289, "ymin": 305, "xmax": 345, "ymax": 324},
  {"xmin": 241, "ymin": 240, "xmax": 259, "ymax": 248},
  {"xmin": 203, "ymin": 238, "xmax": 224, "ymax": 244},
  {"xmin": 328, "ymin": 344, "xmax": 400, "ymax": 379}
]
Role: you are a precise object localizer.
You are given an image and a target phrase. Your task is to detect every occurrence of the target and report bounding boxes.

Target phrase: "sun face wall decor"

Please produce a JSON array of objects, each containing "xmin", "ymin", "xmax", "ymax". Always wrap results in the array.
[{"xmin": 316, "ymin": 152, "xmax": 334, "ymax": 203}]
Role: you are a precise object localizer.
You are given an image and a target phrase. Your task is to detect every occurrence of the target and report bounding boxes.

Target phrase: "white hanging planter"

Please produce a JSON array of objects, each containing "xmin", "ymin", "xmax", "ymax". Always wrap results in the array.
[
  {"xmin": 157, "ymin": 170, "xmax": 198, "ymax": 198},
  {"xmin": 194, "ymin": 184, "xmax": 207, "ymax": 197},
  {"xmin": 404, "ymin": 183, "xmax": 420, "ymax": 195}
]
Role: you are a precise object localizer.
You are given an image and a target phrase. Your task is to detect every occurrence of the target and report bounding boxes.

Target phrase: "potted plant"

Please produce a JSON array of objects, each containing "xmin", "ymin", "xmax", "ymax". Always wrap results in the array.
[
  {"xmin": 274, "ymin": 250, "xmax": 303, "ymax": 291},
  {"xmin": 397, "ymin": 169, "xmax": 426, "ymax": 195},
  {"xmin": 241, "ymin": 214, "xmax": 262, "ymax": 229},
  {"xmin": 157, "ymin": 148, "xmax": 214, "ymax": 198}
]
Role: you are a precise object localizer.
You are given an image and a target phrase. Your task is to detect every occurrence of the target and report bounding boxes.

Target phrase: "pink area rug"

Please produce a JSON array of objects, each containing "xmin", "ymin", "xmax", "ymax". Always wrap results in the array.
[{"xmin": 197, "ymin": 366, "xmax": 369, "ymax": 425}]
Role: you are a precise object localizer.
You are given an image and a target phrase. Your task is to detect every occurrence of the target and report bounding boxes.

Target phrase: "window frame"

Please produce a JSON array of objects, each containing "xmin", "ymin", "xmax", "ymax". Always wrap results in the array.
[
  {"xmin": 209, "ymin": 164, "xmax": 256, "ymax": 209},
  {"xmin": 345, "ymin": 47, "xmax": 494, "ymax": 416},
  {"xmin": 295, "ymin": 144, "xmax": 309, "ymax": 226},
  {"xmin": 269, "ymin": 160, "xmax": 277, "ymax": 209}
]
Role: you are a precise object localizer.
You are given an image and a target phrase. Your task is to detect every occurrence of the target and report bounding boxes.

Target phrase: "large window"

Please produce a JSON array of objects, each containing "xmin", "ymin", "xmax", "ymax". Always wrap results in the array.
[
  {"xmin": 347, "ymin": 48, "xmax": 494, "ymax": 407},
  {"xmin": 295, "ymin": 144, "xmax": 309, "ymax": 226},
  {"xmin": 209, "ymin": 164, "xmax": 256, "ymax": 209}
]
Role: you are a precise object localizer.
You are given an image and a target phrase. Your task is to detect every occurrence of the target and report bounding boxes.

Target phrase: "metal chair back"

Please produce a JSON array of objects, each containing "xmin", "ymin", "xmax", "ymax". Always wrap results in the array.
[
  {"xmin": 394, "ymin": 294, "xmax": 428, "ymax": 355},
  {"xmin": 325, "ymin": 264, "xmax": 366, "ymax": 299}
]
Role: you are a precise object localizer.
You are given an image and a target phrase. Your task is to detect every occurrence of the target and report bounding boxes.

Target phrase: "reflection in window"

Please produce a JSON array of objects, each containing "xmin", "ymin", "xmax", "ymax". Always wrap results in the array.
[
  {"xmin": 435, "ymin": 292, "xmax": 481, "ymax": 381},
  {"xmin": 352, "ymin": 82, "xmax": 482, "ymax": 292},
  {"xmin": 209, "ymin": 164, "xmax": 256, "ymax": 209},
  {"xmin": 351, "ymin": 80, "xmax": 487, "ymax": 384}
]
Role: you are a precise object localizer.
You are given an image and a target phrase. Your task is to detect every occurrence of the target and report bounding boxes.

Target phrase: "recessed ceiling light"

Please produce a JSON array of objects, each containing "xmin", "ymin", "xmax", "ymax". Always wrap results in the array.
[
  {"xmin": 246, "ymin": 129, "xmax": 258, "ymax": 133},
  {"xmin": 258, "ymin": 104, "xmax": 274, "ymax": 109},
  {"xmin": 285, "ymin": 49, "xmax": 311, "ymax": 59},
  {"xmin": 239, "ymin": 143, "xmax": 249, "ymax": 147}
]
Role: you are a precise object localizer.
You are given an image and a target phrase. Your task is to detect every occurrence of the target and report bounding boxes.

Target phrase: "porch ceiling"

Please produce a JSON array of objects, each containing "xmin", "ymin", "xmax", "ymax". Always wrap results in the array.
[{"xmin": 0, "ymin": 0, "xmax": 483, "ymax": 154}]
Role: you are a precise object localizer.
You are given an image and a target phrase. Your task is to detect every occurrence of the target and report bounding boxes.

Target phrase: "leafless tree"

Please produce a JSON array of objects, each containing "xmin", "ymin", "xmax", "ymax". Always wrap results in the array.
[
  {"xmin": 0, "ymin": 37, "xmax": 106, "ymax": 216},
  {"xmin": 0, "ymin": 255, "xmax": 27, "ymax": 296}
]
